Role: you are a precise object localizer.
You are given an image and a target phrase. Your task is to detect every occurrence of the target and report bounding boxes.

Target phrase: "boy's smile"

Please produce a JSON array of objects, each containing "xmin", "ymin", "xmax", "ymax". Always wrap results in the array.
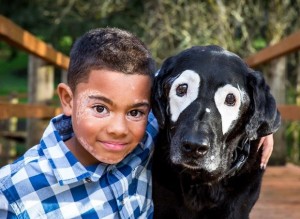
[{"xmin": 59, "ymin": 69, "xmax": 152, "ymax": 165}]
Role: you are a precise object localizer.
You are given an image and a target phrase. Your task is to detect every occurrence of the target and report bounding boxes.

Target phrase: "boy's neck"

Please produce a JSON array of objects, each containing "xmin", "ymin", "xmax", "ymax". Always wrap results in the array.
[{"xmin": 65, "ymin": 136, "xmax": 100, "ymax": 166}]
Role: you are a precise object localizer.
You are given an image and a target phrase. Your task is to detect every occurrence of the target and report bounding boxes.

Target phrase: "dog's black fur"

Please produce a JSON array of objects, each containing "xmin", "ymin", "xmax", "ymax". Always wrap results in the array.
[{"xmin": 152, "ymin": 46, "xmax": 281, "ymax": 219}]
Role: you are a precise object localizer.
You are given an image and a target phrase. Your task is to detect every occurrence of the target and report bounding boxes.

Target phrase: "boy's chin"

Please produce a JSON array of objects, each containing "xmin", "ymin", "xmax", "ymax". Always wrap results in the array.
[{"xmin": 95, "ymin": 153, "xmax": 127, "ymax": 165}]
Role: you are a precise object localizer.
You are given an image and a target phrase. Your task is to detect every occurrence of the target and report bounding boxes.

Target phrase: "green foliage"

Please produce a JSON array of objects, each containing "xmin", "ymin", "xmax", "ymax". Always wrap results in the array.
[
  {"xmin": 286, "ymin": 122, "xmax": 300, "ymax": 165},
  {"xmin": 58, "ymin": 36, "xmax": 73, "ymax": 51},
  {"xmin": 0, "ymin": 46, "xmax": 27, "ymax": 95},
  {"xmin": 252, "ymin": 37, "xmax": 267, "ymax": 50},
  {"xmin": 1, "ymin": 0, "xmax": 300, "ymax": 62}
]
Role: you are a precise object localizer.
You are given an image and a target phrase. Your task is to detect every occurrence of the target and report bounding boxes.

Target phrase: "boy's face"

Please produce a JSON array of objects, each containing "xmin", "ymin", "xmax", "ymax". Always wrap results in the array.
[{"xmin": 60, "ymin": 69, "xmax": 152, "ymax": 165}]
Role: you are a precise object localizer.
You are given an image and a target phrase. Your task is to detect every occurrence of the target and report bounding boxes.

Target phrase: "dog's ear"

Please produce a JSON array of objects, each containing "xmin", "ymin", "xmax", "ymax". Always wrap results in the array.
[
  {"xmin": 151, "ymin": 56, "xmax": 176, "ymax": 129},
  {"xmin": 246, "ymin": 71, "xmax": 281, "ymax": 140}
]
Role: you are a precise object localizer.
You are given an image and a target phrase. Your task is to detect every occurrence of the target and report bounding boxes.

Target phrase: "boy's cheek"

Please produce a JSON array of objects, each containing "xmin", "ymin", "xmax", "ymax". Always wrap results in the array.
[
  {"xmin": 74, "ymin": 100, "xmax": 94, "ymax": 125},
  {"xmin": 74, "ymin": 106, "xmax": 92, "ymax": 125}
]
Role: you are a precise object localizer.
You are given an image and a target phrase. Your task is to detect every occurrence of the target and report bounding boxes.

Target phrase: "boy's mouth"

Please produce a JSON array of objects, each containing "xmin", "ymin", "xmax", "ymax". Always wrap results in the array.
[{"xmin": 101, "ymin": 141, "xmax": 128, "ymax": 152}]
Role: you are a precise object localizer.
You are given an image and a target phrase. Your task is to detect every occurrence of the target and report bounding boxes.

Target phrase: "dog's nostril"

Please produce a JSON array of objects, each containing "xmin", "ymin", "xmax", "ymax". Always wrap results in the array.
[
  {"xmin": 182, "ymin": 144, "xmax": 193, "ymax": 153},
  {"xmin": 182, "ymin": 140, "xmax": 209, "ymax": 157},
  {"xmin": 196, "ymin": 145, "xmax": 209, "ymax": 156}
]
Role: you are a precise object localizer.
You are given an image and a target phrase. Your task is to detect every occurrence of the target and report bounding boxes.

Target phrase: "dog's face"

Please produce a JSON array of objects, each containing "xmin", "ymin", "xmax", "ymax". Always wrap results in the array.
[{"xmin": 152, "ymin": 45, "xmax": 280, "ymax": 182}]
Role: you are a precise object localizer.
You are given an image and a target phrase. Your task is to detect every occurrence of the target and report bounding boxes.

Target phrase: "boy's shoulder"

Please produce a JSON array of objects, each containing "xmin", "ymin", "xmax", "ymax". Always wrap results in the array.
[
  {"xmin": 146, "ymin": 111, "xmax": 159, "ymax": 138},
  {"xmin": 0, "ymin": 144, "xmax": 50, "ymax": 191}
]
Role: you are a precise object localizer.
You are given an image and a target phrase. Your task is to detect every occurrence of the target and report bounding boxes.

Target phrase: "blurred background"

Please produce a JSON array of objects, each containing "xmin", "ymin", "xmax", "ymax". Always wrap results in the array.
[{"xmin": 1, "ymin": 0, "xmax": 300, "ymax": 166}]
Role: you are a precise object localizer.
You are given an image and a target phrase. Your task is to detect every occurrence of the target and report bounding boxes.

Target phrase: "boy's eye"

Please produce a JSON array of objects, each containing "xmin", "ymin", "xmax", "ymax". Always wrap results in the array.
[
  {"xmin": 92, "ymin": 105, "xmax": 108, "ymax": 114},
  {"xmin": 128, "ymin": 110, "xmax": 144, "ymax": 118}
]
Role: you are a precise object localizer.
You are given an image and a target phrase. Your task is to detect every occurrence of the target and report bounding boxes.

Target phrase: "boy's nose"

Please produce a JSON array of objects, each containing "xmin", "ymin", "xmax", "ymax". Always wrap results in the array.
[{"xmin": 106, "ymin": 114, "xmax": 129, "ymax": 136}]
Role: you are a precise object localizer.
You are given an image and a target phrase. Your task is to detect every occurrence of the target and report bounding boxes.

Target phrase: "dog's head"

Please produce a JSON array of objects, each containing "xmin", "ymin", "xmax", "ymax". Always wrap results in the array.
[{"xmin": 152, "ymin": 45, "xmax": 281, "ymax": 182}]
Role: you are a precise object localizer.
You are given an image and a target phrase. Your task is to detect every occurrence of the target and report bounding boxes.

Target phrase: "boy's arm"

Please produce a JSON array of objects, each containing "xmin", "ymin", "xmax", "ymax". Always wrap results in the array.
[{"xmin": 0, "ymin": 191, "xmax": 17, "ymax": 218}]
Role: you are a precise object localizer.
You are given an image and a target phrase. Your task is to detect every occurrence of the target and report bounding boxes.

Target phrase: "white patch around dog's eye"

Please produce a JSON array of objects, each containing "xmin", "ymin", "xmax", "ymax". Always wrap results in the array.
[
  {"xmin": 169, "ymin": 70, "xmax": 200, "ymax": 122},
  {"xmin": 214, "ymin": 84, "xmax": 242, "ymax": 134}
]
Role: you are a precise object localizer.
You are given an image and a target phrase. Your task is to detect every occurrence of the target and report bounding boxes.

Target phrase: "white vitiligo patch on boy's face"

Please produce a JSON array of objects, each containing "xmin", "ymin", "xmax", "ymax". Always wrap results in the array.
[
  {"xmin": 214, "ymin": 84, "xmax": 244, "ymax": 134},
  {"xmin": 169, "ymin": 70, "xmax": 200, "ymax": 122},
  {"xmin": 74, "ymin": 89, "xmax": 100, "ymax": 125}
]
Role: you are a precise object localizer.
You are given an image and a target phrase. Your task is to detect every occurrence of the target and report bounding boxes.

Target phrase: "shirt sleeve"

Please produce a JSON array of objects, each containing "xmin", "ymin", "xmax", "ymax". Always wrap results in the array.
[{"xmin": 0, "ymin": 191, "xmax": 17, "ymax": 219}]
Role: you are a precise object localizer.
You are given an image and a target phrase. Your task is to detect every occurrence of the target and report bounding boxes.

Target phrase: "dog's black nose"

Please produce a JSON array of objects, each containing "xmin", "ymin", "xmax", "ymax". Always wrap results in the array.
[{"xmin": 182, "ymin": 137, "xmax": 210, "ymax": 157}]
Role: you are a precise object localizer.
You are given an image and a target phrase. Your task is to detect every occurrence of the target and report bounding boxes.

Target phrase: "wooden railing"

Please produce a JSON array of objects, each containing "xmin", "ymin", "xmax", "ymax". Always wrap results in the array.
[
  {"xmin": 245, "ymin": 31, "xmax": 300, "ymax": 67},
  {"xmin": 0, "ymin": 15, "xmax": 66, "ymax": 120},
  {"xmin": 243, "ymin": 30, "xmax": 300, "ymax": 122},
  {"xmin": 0, "ymin": 15, "xmax": 69, "ymax": 70},
  {"xmin": 0, "ymin": 102, "xmax": 61, "ymax": 120},
  {"xmin": 277, "ymin": 105, "xmax": 300, "ymax": 121}
]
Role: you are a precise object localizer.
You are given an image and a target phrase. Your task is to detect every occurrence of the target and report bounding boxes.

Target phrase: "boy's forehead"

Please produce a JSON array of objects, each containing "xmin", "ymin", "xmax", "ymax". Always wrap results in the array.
[
  {"xmin": 74, "ymin": 69, "xmax": 152, "ymax": 100},
  {"xmin": 83, "ymin": 69, "xmax": 152, "ymax": 84}
]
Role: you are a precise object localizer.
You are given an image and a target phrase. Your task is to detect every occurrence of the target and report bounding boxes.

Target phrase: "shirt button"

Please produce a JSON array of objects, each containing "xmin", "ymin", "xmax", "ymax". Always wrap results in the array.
[
  {"xmin": 120, "ymin": 199, "xmax": 125, "ymax": 206},
  {"xmin": 85, "ymin": 178, "xmax": 92, "ymax": 183}
]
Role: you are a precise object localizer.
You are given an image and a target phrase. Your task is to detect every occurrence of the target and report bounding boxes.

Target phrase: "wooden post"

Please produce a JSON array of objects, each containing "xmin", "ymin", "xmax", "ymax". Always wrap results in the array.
[
  {"xmin": 265, "ymin": 57, "xmax": 287, "ymax": 165},
  {"xmin": 8, "ymin": 93, "xmax": 19, "ymax": 132},
  {"xmin": 26, "ymin": 55, "xmax": 54, "ymax": 148}
]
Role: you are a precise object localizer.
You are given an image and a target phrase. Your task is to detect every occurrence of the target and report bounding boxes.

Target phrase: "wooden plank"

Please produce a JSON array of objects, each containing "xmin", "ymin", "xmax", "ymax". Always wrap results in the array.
[
  {"xmin": 0, "ymin": 131, "xmax": 27, "ymax": 140},
  {"xmin": 0, "ymin": 102, "xmax": 62, "ymax": 120},
  {"xmin": 277, "ymin": 105, "xmax": 300, "ymax": 121},
  {"xmin": 245, "ymin": 31, "xmax": 300, "ymax": 67},
  {"xmin": 0, "ymin": 15, "xmax": 69, "ymax": 70},
  {"xmin": 251, "ymin": 164, "xmax": 300, "ymax": 219}
]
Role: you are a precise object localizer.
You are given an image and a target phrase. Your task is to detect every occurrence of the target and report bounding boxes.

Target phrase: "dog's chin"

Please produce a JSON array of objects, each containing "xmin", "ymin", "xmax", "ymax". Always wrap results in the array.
[{"xmin": 180, "ymin": 162, "xmax": 225, "ymax": 184}]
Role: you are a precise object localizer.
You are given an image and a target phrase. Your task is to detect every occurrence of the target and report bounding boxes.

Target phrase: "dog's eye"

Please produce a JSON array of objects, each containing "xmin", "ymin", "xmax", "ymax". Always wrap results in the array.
[
  {"xmin": 225, "ymin": 93, "xmax": 236, "ymax": 106},
  {"xmin": 176, "ymin": 84, "xmax": 188, "ymax": 97}
]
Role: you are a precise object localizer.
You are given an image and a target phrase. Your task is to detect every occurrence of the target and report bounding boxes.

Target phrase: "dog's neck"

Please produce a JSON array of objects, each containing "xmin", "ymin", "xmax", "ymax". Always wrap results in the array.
[{"xmin": 225, "ymin": 137, "xmax": 250, "ymax": 178}]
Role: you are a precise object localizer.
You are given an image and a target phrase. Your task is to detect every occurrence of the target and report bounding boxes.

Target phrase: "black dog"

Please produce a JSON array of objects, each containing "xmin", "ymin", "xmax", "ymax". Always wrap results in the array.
[{"xmin": 152, "ymin": 45, "xmax": 281, "ymax": 219}]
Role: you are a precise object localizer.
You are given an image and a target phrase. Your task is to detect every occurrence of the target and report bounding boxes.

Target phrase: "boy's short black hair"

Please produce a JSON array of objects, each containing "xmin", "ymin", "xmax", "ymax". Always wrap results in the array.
[{"xmin": 67, "ymin": 27, "xmax": 156, "ymax": 91}]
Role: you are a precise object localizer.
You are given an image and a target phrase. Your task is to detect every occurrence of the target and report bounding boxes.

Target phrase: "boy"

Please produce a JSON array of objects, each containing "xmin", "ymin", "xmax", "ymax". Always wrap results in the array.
[
  {"xmin": 0, "ymin": 27, "xmax": 274, "ymax": 218},
  {"xmin": 0, "ymin": 27, "xmax": 158, "ymax": 218}
]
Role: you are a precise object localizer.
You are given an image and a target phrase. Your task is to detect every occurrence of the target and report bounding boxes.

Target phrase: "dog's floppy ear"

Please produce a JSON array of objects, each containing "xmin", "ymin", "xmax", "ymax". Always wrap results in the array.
[
  {"xmin": 246, "ymin": 71, "xmax": 281, "ymax": 140},
  {"xmin": 151, "ymin": 56, "xmax": 176, "ymax": 129}
]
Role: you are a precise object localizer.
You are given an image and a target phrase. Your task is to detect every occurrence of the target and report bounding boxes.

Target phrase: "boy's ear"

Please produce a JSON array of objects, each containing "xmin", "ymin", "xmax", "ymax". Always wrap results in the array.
[{"xmin": 57, "ymin": 83, "xmax": 73, "ymax": 116}]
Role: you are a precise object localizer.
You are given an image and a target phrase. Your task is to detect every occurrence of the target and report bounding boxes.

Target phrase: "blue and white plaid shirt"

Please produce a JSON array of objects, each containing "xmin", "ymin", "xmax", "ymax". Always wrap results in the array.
[{"xmin": 0, "ymin": 112, "xmax": 158, "ymax": 219}]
